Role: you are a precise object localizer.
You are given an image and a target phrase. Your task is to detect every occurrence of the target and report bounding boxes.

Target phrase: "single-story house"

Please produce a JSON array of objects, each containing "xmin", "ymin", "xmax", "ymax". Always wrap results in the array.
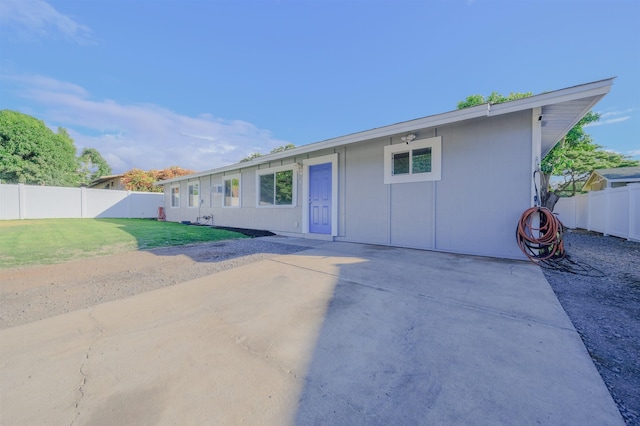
[
  {"xmin": 157, "ymin": 78, "xmax": 613, "ymax": 259},
  {"xmin": 87, "ymin": 174, "xmax": 125, "ymax": 190},
  {"xmin": 583, "ymin": 166, "xmax": 640, "ymax": 191}
]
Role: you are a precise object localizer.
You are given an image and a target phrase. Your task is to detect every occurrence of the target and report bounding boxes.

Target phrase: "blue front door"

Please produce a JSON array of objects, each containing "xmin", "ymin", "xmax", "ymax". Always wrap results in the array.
[{"xmin": 309, "ymin": 163, "xmax": 332, "ymax": 234}]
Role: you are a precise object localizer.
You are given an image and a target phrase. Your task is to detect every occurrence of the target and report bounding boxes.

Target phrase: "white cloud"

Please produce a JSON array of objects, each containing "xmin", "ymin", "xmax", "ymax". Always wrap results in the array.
[
  {"xmin": 600, "ymin": 109, "xmax": 633, "ymax": 118},
  {"xmin": 0, "ymin": 0, "xmax": 93, "ymax": 43},
  {"xmin": 628, "ymin": 149, "xmax": 640, "ymax": 157},
  {"xmin": 3, "ymin": 74, "xmax": 292, "ymax": 173},
  {"xmin": 586, "ymin": 108, "xmax": 633, "ymax": 127}
]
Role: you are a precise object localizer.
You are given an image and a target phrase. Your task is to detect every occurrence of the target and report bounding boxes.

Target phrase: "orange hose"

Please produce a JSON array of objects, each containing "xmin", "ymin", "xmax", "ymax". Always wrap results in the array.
[{"xmin": 516, "ymin": 207, "xmax": 564, "ymax": 262}]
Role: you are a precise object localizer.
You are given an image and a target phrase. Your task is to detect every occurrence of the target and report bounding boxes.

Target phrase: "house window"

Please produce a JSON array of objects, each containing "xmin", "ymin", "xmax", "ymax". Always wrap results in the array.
[
  {"xmin": 257, "ymin": 166, "xmax": 296, "ymax": 207},
  {"xmin": 223, "ymin": 175, "xmax": 240, "ymax": 207},
  {"xmin": 384, "ymin": 136, "xmax": 441, "ymax": 184},
  {"xmin": 171, "ymin": 185, "xmax": 180, "ymax": 207},
  {"xmin": 188, "ymin": 182, "xmax": 199, "ymax": 207},
  {"xmin": 392, "ymin": 152, "xmax": 410, "ymax": 175}
]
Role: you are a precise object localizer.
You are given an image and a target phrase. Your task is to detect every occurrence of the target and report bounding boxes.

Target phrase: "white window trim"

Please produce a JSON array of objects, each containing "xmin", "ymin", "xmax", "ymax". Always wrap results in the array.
[
  {"xmin": 187, "ymin": 180, "xmax": 200, "ymax": 208},
  {"xmin": 170, "ymin": 184, "xmax": 180, "ymax": 208},
  {"xmin": 222, "ymin": 174, "xmax": 241, "ymax": 208},
  {"xmin": 384, "ymin": 136, "xmax": 442, "ymax": 184},
  {"xmin": 255, "ymin": 164, "xmax": 298, "ymax": 208}
]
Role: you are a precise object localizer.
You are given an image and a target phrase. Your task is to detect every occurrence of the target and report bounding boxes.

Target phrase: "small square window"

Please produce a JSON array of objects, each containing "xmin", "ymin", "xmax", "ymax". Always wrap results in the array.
[
  {"xmin": 412, "ymin": 147, "xmax": 432, "ymax": 174},
  {"xmin": 392, "ymin": 152, "xmax": 410, "ymax": 175}
]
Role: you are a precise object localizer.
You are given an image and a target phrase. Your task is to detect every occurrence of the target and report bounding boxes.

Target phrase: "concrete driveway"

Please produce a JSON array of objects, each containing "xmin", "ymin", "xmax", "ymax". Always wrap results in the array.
[{"xmin": 0, "ymin": 239, "xmax": 623, "ymax": 425}]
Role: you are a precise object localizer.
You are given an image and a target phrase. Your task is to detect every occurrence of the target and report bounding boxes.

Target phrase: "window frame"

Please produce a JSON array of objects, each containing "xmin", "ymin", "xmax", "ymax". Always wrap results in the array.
[
  {"xmin": 222, "ymin": 174, "xmax": 241, "ymax": 208},
  {"xmin": 170, "ymin": 184, "xmax": 180, "ymax": 208},
  {"xmin": 384, "ymin": 136, "xmax": 442, "ymax": 184},
  {"xmin": 255, "ymin": 164, "xmax": 298, "ymax": 208},
  {"xmin": 187, "ymin": 181, "xmax": 200, "ymax": 208}
]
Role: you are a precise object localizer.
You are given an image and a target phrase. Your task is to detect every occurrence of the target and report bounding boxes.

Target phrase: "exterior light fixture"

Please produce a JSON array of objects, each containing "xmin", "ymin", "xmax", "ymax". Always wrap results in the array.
[{"xmin": 401, "ymin": 133, "xmax": 417, "ymax": 144}]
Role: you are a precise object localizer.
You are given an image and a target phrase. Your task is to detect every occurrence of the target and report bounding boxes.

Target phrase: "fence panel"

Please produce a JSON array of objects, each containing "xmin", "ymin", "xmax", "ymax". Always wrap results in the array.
[
  {"xmin": 0, "ymin": 185, "xmax": 20, "ymax": 220},
  {"xmin": 127, "ymin": 192, "xmax": 164, "ymax": 219},
  {"xmin": 554, "ymin": 197, "xmax": 576, "ymax": 228},
  {"xmin": 575, "ymin": 194, "xmax": 589, "ymax": 229},
  {"xmin": 554, "ymin": 184, "xmax": 639, "ymax": 241},
  {"xmin": 588, "ymin": 191, "xmax": 607, "ymax": 234},
  {"xmin": 25, "ymin": 185, "xmax": 82, "ymax": 219},
  {"xmin": 84, "ymin": 188, "xmax": 130, "ymax": 218},
  {"xmin": 0, "ymin": 184, "xmax": 163, "ymax": 220},
  {"xmin": 631, "ymin": 185, "xmax": 640, "ymax": 241},
  {"xmin": 607, "ymin": 187, "xmax": 630, "ymax": 239}
]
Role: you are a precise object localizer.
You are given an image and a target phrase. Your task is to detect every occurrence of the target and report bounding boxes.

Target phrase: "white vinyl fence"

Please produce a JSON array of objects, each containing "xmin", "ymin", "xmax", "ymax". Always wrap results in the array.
[
  {"xmin": 554, "ymin": 184, "xmax": 640, "ymax": 241},
  {"xmin": 0, "ymin": 183, "xmax": 164, "ymax": 220}
]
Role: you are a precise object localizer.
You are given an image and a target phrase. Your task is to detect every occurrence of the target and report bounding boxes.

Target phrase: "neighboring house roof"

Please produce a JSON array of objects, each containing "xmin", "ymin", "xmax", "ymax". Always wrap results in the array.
[
  {"xmin": 157, "ymin": 78, "xmax": 614, "ymax": 185},
  {"xmin": 583, "ymin": 166, "xmax": 640, "ymax": 191},
  {"xmin": 87, "ymin": 174, "xmax": 124, "ymax": 188}
]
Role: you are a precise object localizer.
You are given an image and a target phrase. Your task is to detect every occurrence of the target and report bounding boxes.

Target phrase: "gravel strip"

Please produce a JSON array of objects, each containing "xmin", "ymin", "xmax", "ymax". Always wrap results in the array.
[{"xmin": 541, "ymin": 229, "xmax": 640, "ymax": 425}]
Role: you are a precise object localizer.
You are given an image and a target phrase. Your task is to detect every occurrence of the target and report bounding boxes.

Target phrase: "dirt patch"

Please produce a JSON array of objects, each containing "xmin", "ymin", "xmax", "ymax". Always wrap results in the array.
[
  {"xmin": 541, "ymin": 229, "xmax": 640, "ymax": 425},
  {"xmin": 0, "ymin": 237, "xmax": 309, "ymax": 329}
]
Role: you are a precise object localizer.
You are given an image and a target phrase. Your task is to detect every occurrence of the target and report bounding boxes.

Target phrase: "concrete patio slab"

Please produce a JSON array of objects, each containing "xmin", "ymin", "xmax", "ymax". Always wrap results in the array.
[{"xmin": 0, "ymin": 240, "xmax": 623, "ymax": 425}]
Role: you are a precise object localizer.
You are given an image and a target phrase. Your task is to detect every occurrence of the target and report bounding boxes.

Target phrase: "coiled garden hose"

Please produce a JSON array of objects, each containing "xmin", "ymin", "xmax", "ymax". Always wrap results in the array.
[{"xmin": 516, "ymin": 207, "xmax": 565, "ymax": 262}]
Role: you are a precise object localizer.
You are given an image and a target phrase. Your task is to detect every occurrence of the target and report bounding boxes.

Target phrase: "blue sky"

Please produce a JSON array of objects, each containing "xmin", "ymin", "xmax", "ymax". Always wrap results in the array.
[{"xmin": 1, "ymin": 0, "xmax": 638, "ymax": 174}]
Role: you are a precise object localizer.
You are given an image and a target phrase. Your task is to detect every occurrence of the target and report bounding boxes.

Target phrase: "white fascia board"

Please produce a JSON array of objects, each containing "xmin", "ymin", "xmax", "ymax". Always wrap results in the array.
[
  {"xmin": 155, "ymin": 77, "xmax": 614, "ymax": 187},
  {"xmin": 489, "ymin": 78, "xmax": 613, "ymax": 117},
  {"xmin": 154, "ymin": 105, "xmax": 489, "ymax": 187}
]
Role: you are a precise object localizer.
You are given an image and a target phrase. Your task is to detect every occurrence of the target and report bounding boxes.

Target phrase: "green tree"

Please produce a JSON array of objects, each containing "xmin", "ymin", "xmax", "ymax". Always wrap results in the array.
[
  {"xmin": 455, "ymin": 93, "xmax": 639, "ymax": 197},
  {"xmin": 0, "ymin": 110, "xmax": 79, "ymax": 186},
  {"xmin": 541, "ymin": 112, "xmax": 638, "ymax": 195},
  {"xmin": 240, "ymin": 152, "xmax": 264, "ymax": 163},
  {"xmin": 240, "ymin": 143, "xmax": 296, "ymax": 162},
  {"xmin": 456, "ymin": 92, "xmax": 533, "ymax": 109},
  {"xmin": 78, "ymin": 147, "xmax": 112, "ymax": 185}
]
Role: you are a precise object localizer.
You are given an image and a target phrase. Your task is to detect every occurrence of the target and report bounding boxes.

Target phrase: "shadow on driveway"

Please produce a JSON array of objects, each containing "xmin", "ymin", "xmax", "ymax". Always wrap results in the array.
[{"xmin": 290, "ymin": 243, "xmax": 624, "ymax": 425}]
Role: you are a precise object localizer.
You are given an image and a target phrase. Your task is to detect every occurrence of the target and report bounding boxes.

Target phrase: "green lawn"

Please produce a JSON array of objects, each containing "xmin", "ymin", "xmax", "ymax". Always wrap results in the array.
[{"xmin": 0, "ymin": 219, "xmax": 247, "ymax": 269}]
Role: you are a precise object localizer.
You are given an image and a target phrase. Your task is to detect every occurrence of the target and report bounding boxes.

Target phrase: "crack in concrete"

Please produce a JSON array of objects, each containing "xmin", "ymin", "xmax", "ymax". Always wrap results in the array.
[{"xmin": 69, "ymin": 309, "xmax": 104, "ymax": 426}]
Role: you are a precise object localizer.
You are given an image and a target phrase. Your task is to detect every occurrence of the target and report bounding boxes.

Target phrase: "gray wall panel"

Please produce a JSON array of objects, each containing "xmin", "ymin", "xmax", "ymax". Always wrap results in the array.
[
  {"xmin": 390, "ymin": 181, "xmax": 434, "ymax": 249},
  {"xmin": 343, "ymin": 139, "xmax": 390, "ymax": 245},
  {"xmin": 434, "ymin": 111, "xmax": 531, "ymax": 258}
]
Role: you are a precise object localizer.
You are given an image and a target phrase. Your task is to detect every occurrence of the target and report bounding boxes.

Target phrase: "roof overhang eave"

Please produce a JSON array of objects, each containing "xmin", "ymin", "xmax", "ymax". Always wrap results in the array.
[{"xmin": 155, "ymin": 77, "xmax": 615, "ymax": 186}]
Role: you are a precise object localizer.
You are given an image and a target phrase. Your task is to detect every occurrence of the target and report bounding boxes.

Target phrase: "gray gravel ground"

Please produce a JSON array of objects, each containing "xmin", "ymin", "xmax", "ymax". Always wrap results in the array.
[{"xmin": 541, "ymin": 229, "xmax": 640, "ymax": 425}]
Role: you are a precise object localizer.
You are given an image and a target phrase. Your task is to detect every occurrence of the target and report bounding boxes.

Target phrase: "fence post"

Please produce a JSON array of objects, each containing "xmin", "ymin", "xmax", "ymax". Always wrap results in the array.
[
  {"xmin": 587, "ymin": 191, "xmax": 592, "ymax": 232},
  {"xmin": 603, "ymin": 188, "xmax": 610, "ymax": 237},
  {"xmin": 630, "ymin": 185, "xmax": 638, "ymax": 241},
  {"xmin": 80, "ymin": 187, "xmax": 86, "ymax": 218},
  {"xmin": 18, "ymin": 183, "xmax": 26, "ymax": 219}
]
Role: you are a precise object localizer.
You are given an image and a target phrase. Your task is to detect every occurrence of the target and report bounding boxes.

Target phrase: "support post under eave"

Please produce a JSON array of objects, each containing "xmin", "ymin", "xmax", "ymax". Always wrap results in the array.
[{"xmin": 531, "ymin": 107, "xmax": 543, "ymax": 207}]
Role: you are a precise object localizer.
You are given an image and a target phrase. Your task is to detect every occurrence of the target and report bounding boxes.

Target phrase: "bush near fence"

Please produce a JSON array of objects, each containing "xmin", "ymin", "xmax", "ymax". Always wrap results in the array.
[
  {"xmin": 0, "ymin": 184, "xmax": 164, "ymax": 220},
  {"xmin": 554, "ymin": 184, "xmax": 640, "ymax": 241}
]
